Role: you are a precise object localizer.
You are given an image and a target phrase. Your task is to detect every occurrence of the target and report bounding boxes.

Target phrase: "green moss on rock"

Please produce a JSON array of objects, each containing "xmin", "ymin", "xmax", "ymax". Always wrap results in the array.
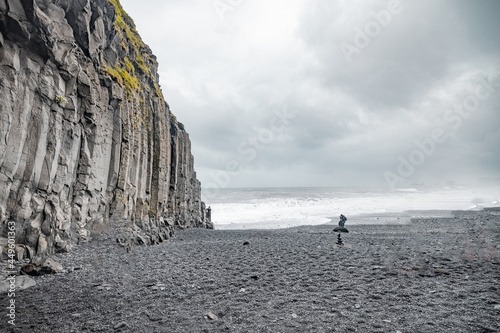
[
  {"xmin": 105, "ymin": 0, "xmax": 158, "ymax": 96},
  {"xmin": 106, "ymin": 65, "xmax": 140, "ymax": 94}
]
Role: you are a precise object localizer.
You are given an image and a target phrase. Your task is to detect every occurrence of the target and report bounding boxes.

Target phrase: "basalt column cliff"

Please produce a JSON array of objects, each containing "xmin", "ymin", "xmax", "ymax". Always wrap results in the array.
[{"xmin": 0, "ymin": 0, "xmax": 210, "ymax": 257}]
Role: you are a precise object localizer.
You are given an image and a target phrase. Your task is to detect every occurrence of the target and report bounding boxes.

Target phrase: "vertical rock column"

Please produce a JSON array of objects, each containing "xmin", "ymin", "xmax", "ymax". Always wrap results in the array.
[{"xmin": 0, "ymin": 0, "xmax": 208, "ymax": 258}]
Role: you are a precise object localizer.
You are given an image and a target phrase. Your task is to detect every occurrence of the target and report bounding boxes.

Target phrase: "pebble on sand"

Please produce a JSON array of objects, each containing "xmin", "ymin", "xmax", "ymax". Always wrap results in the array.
[
  {"xmin": 205, "ymin": 312, "xmax": 219, "ymax": 320},
  {"xmin": 113, "ymin": 321, "xmax": 130, "ymax": 329}
]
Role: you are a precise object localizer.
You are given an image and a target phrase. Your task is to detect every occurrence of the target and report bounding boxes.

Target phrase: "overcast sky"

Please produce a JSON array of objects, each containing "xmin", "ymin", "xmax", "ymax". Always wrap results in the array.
[{"xmin": 119, "ymin": 0, "xmax": 500, "ymax": 189}]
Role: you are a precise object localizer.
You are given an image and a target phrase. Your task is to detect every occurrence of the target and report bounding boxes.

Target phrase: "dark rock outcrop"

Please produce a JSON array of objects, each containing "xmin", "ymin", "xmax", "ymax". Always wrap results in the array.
[{"xmin": 0, "ymin": 0, "xmax": 210, "ymax": 258}]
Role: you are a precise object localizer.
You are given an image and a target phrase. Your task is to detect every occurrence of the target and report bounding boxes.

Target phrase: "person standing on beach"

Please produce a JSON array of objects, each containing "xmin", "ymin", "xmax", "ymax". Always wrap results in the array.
[
  {"xmin": 339, "ymin": 214, "xmax": 347, "ymax": 227},
  {"xmin": 206, "ymin": 206, "xmax": 212, "ymax": 221},
  {"xmin": 334, "ymin": 214, "xmax": 348, "ymax": 245}
]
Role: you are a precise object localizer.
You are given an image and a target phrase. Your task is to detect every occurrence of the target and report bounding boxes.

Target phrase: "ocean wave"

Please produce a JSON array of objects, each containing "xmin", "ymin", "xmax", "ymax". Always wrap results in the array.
[{"xmin": 204, "ymin": 186, "xmax": 500, "ymax": 228}]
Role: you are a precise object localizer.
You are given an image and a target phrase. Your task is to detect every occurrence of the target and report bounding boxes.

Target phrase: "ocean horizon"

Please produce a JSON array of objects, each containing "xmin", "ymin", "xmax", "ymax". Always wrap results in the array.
[{"xmin": 202, "ymin": 185, "xmax": 500, "ymax": 229}]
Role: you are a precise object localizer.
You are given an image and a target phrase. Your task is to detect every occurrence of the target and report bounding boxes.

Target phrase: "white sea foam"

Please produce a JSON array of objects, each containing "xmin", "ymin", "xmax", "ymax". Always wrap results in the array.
[{"xmin": 202, "ymin": 186, "xmax": 500, "ymax": 229}]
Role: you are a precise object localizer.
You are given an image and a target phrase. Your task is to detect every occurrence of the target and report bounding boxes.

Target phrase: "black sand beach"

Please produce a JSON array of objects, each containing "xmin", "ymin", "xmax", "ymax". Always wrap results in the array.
[{"xmin": 1, "ymin": 209, "xmax": 499, "ymax": 333}]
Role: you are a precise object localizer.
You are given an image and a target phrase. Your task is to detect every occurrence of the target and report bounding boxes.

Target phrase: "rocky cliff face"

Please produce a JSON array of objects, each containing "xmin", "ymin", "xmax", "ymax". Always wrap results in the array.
[{"xmin": 0, "ymin": 0, "xmax": 210, "ymax": 258}]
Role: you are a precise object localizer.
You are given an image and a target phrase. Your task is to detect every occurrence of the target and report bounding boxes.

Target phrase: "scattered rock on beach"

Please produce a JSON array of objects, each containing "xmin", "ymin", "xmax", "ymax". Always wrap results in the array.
[
  {"xmin": 16, "ymin": 276, "xmax": 36, "ymax": 290},
  {"xmin": 95, "ymin": 283, "xmax": 113, "ymax": 291},
  {"xmin": 0, "ymin": 275, "xmax": 36, "ymax": 293},
  {"xmin": 38, "ymin": 258, "xmax": 63, "ymax": 274},
  {"xmin": 434, "ymin": 268, "xmax": 451, "ymax": 275},
  {"xmin": 371, "ymin": 265, "xmax": 384, "ymax": 270},
  {"xmin": 243, "ymin": 241, "xmax": 251, "ymax": 246},
  {"xmin": 150, "ymin": 283, "xmax": 166, "ymax": 291},
  {"xmin": 66, "ymin": 266, "xmax": 82, "ymax": 273},
  {"xmin": 205, "ymin": 312, "xmax": 219, "ymax": 320},
  {"xmin": 21, "ymin": 264, "xmax": 35, "ymax": 275},
  {"xmin": 22, "ymin": 258, "xmax": 63, "ymax": 276},
  {"xmin": 113, "ymin": 321, "xmax": 130, "ymax": 330}
]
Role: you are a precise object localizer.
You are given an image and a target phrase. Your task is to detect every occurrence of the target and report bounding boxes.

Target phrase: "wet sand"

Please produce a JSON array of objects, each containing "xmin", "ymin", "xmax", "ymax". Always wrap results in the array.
[{"xmin": 1, "ymin": 209, "xmax": 499, "ymax": 332}]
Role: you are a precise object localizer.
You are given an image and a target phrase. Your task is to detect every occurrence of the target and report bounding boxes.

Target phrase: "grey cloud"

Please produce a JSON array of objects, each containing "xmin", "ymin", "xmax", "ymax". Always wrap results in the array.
[
  {"xmin": 298, "ymin": 1, "xmax": 467, "ymax": 109},
  {"xmin": 120, "ymin": 0, "xmax": 500, "ymax": 188}
]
